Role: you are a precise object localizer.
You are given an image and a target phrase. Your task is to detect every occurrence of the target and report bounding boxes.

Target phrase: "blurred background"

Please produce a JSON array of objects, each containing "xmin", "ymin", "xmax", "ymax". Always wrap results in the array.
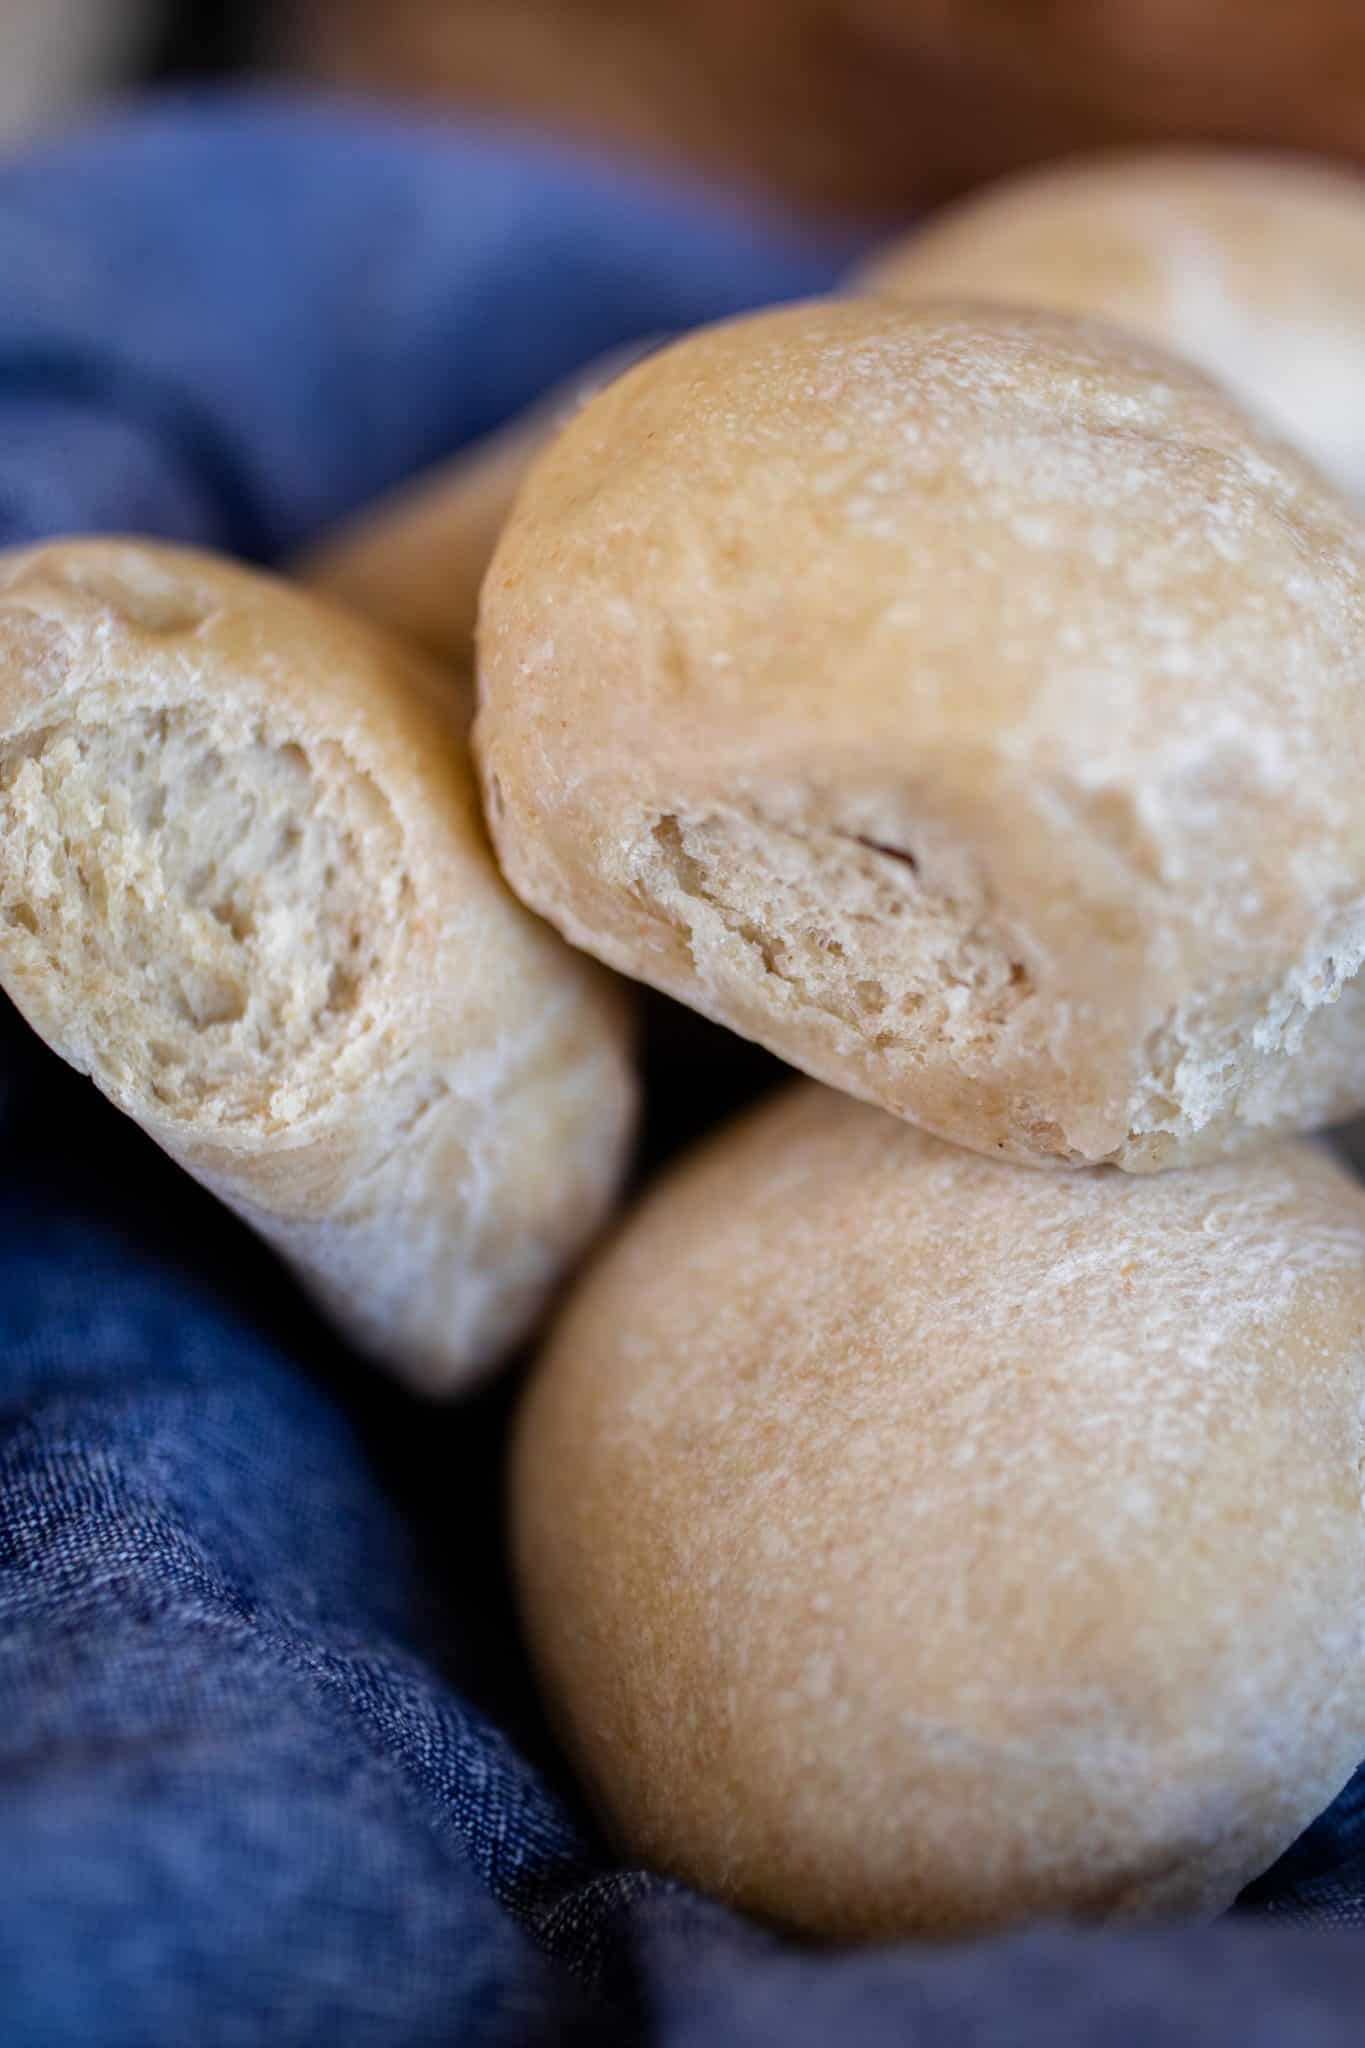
[{"xmin": 7, "ymin": 0, "xmax": 1365, "ymax": 218}]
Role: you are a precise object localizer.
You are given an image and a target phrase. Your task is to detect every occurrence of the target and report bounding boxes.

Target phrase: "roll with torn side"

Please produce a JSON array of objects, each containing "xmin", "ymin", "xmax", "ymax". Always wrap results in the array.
[
  {"xmin": 513, "ymin": 1081, "xmax": 1365, "ymax": 1941},
  {"xmin": 0, "ymin": 539, "xmax": 636, "ymax": 1393},
  {"xmin": 477, "ymin": 298, "xmax": 1365, "ymax": 1170},
  {"xmin": 857, "ymin": 149, "xmax": 1365, "ymax": 503}
]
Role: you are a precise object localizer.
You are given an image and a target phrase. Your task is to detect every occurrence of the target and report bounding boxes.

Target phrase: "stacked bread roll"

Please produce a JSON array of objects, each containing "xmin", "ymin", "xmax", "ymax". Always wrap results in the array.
[
  {"xmin": 857, "ymin": 149, "xmax": 1365, "ymax": 503},
  {"xmin": 4, "ymin": 148, "xmax": 1365, "ymax": 1940},
  {"xmin": 482, "ymin": 153, "xmax": 1365, "ymax": 1937},
  {"xmin": 0, "ymin": 541, "xmax": 636, "ymax": 1395}
]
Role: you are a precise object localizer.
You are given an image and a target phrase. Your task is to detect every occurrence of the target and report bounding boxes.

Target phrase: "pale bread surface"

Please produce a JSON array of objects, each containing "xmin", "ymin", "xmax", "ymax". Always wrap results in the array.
[
  {"xmin": 513, "ymin": 1082, "xmax": 1365, "ymax": 1938},
  {"xmin": 860, "ymin": 149, "xmax": 1365, "ymax": 501},
  {"xmin": 477, "ymin": 297, "xmax": 1365, "ymax": 1169},
  {"xmin": 0, "ymin": 538, "xmax": 637, "ymax": 1392}
]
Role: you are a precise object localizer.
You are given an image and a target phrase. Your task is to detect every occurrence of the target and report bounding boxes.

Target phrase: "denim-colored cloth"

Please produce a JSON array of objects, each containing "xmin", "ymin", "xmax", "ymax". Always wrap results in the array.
[{"xmin": 0, "ymin": 94, "xmax": 1363, "ymax": 2048}]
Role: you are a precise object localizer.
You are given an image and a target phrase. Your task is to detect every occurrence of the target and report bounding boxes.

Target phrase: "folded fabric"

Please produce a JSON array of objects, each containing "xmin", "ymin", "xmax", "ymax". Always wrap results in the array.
[
  {"xmin": 0, "ymin": 88, "xmax": 850, "ymax": 558},
  {"xmin": 0, "ymin": 91, "xmax": 1362, "ymax": 2048}
]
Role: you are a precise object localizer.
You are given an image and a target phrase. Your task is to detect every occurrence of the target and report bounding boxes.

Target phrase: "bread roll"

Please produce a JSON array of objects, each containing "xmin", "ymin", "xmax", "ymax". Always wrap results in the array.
[
  {"xmin": 297, "ymin": 343, "xmax": 657, "ymax": 669},
  {"xmin": 513, "ymin": 1081, "xmax": 1365, "ymax": 1940},
  {"xmin": 0, "ymin": 538, "xmax": 635, "ymax": 1393},
  {"xmin": 477, "ymin": 298, "xmax": 1365, "ymax": 1171},
  {"xmin": 295, "ymin": 414, "xmax": 539, "ymax": 682},
  {"xmin": 859, "ymin": 150, "xmax": 1365, "ymax": 503}
]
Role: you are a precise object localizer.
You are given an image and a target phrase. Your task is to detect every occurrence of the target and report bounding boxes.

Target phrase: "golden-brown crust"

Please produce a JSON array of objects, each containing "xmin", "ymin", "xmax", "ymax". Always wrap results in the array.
[
  {"xmin": 513, "ymin": 1082, "xmax": 1365, "ymax": 1938},
  {"xmin": 476, "ymin": 297, "xmax": 1365, "ymax": 1169},
  {"xmin": 0, "ymin": 537, "xmax": 637, "ymax": 1392}
]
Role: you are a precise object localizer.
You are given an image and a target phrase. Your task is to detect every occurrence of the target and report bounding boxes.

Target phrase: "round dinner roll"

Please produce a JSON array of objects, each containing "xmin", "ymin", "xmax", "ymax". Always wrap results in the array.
[
  {"xmin": 0, "ymin": 538, "xmax": 636, "ymax": 1395},
  {"xmin": 858, "ymin": 150, "xmax": 1365, "ymax": 503},
  {"xmin": 477, "ymin": 298, "xmax": 1365, "ymax": 1172},
  {"xmin": 512, "ymin": 1082, "xmax": 1365, "ymax": 1941}
]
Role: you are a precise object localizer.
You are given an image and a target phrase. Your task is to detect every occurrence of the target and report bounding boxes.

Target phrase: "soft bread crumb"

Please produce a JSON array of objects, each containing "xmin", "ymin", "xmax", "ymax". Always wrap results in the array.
[
  {"xmin": 0, "ymin": 707, "xmax": 409, "ymax": 1129},
  {"xmin": 640, "ymin": 801, "xmax": 1035, "ymax": 1061},
  {"xmin": 633, "ymin": 796, "xmax": 1365, "ymax": 1169},
  {"xmin": 1126, "ymin": 908, "xmax": 1365, "ymax": 1162}
]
